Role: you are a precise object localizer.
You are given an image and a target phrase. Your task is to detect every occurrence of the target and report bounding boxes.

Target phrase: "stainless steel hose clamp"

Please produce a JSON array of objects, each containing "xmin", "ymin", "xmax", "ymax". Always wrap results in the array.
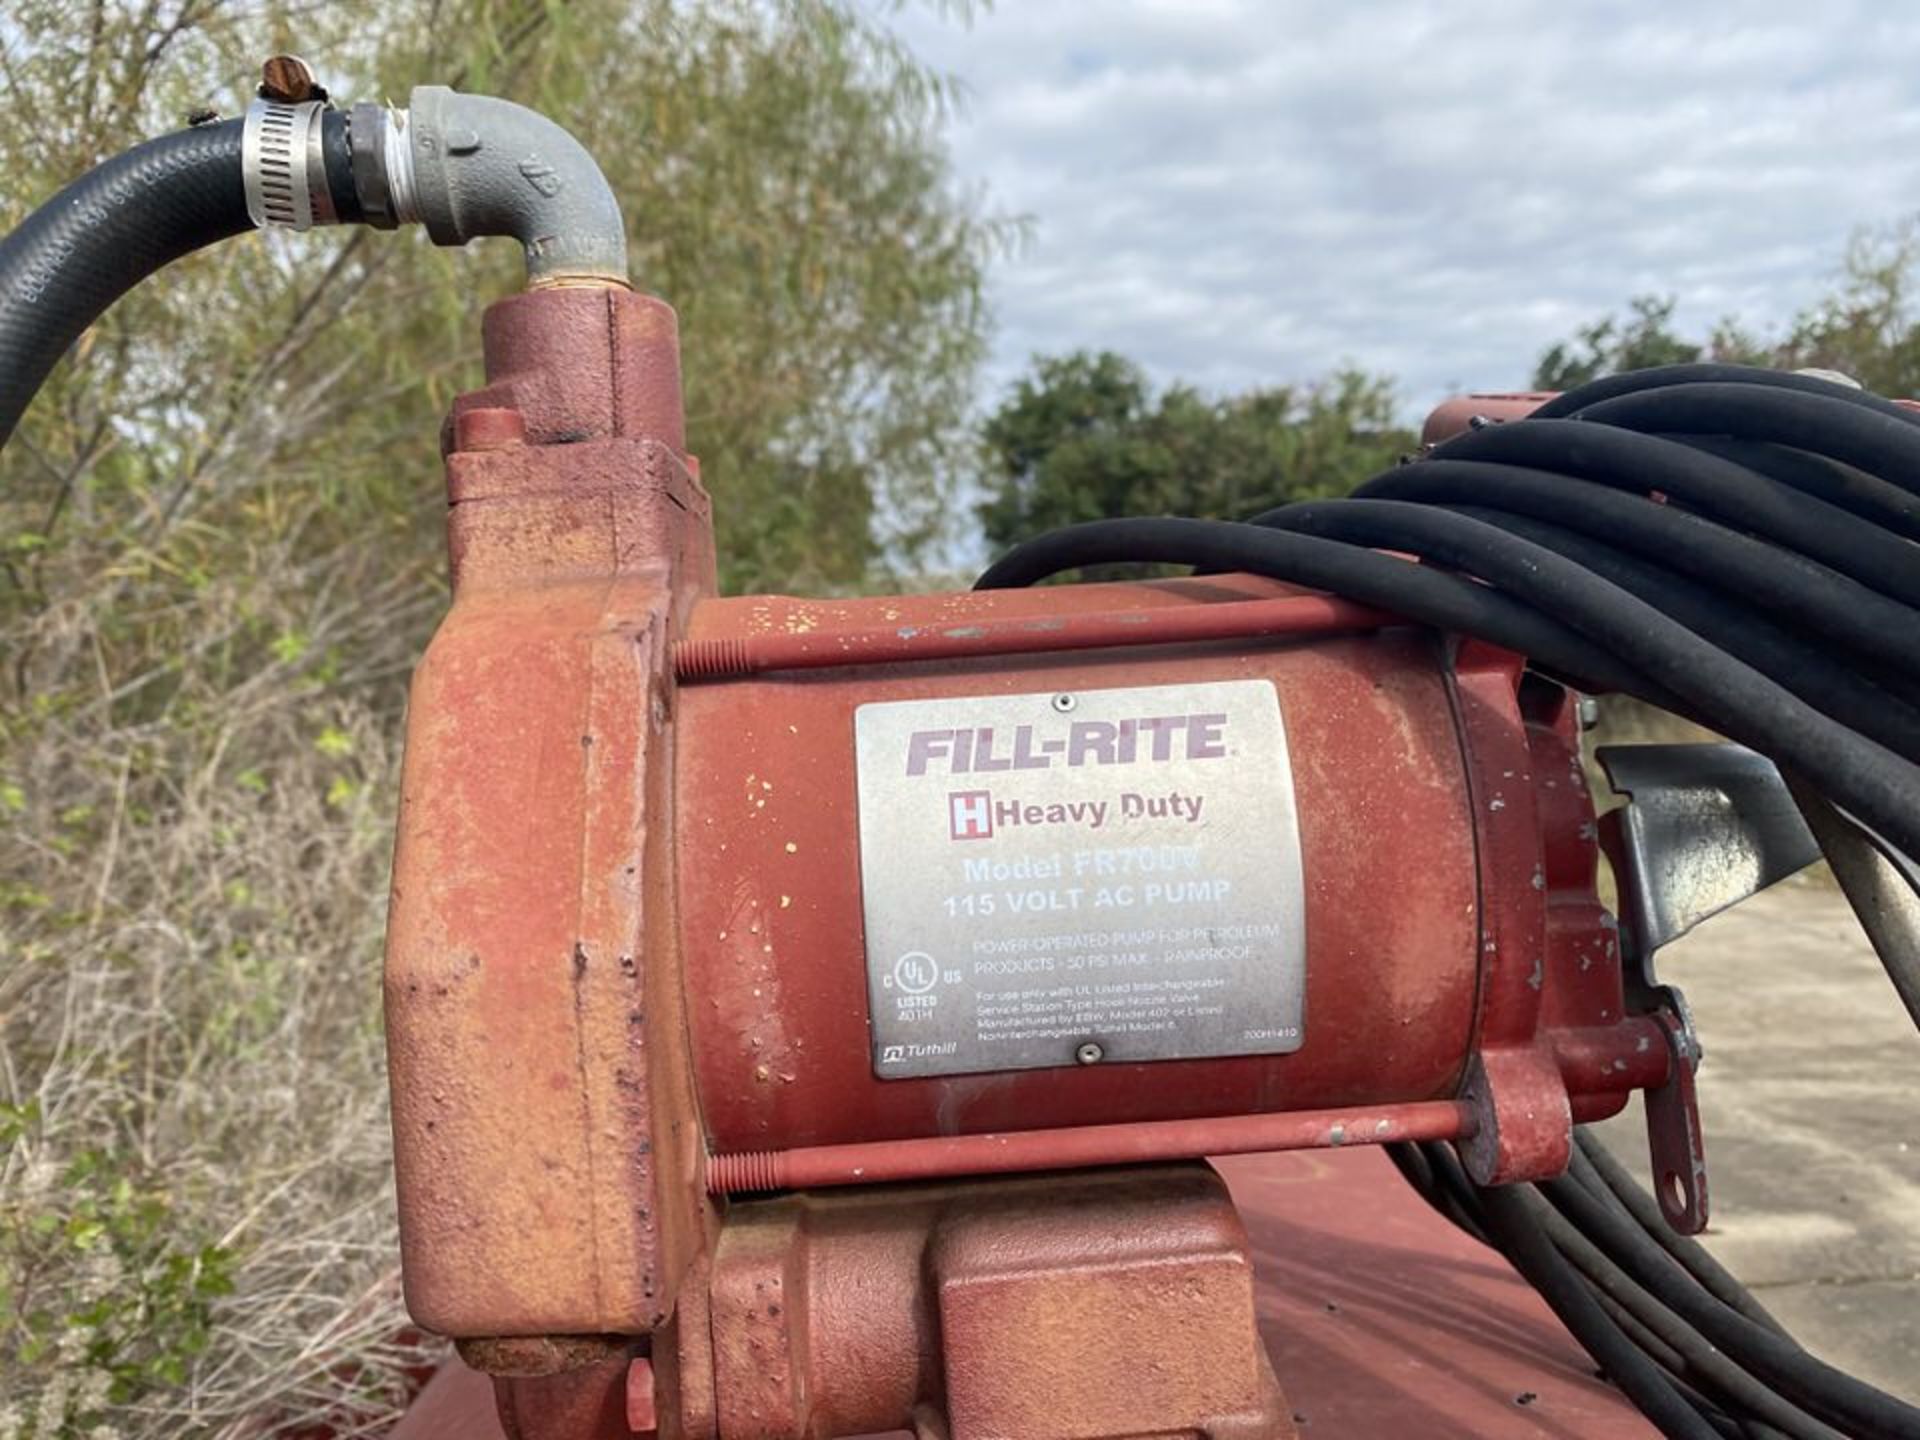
[{"xmin": 242, "ymin": 96, "xmax": 335, "ymax": 231}]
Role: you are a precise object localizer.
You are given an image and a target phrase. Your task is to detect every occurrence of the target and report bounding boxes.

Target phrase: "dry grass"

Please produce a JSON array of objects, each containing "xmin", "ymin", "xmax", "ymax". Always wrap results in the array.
[
  {"xmin": 0, "ymin": 5, "xmax": 1011, "ymax": 1429},
  {"xmin": 0, "ymin": 583, "xmax": 1830, "ymax": 1440},
  {"xmin": 1, "ymin": 535, "xmax": 444, "ymax": 1438}
]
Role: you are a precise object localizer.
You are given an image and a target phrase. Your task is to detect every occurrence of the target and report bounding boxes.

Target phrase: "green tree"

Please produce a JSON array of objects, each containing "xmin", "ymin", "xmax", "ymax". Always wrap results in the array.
[
  {"xmin": 1769, "ymin": 223, "xmax": 1920, "ymax": 396},
  {"xmin": 978, "ymin": 351, "xmax": 1414, "ymax": 553},
  {"xmin": 1531, "ymin": 295, "xmax": 1711, "ymax": 391},
  {"xmin": 0, "ymin": 3, "xmax": 1003, "ymax": 1432},
  {"xmin": 1530, "ymin": 223, "xmax": 1920, "ymax": 397}
]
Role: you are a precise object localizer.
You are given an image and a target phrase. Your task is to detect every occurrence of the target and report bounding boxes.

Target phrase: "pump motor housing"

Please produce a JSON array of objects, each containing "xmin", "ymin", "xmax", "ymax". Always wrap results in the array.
[{"xmin": 382, "ymin": 291, "xmax": 1690, "ymax": 1440}]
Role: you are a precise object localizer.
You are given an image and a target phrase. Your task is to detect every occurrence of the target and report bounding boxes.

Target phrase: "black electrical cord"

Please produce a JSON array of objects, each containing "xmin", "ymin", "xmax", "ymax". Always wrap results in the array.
[
  {"xmin": 980, "ymin": 363, "xmax": 1920, "ymax": 1440},
  {"xmin": 0, "ymin": 120, "xmax": 253, "ymax": 447}
]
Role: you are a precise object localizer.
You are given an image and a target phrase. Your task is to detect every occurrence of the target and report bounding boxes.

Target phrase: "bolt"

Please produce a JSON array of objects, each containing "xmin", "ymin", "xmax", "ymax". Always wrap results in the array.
[
  {"xmin": 1051, "ymin": 693, "xmax": 1076, "ymax": 713},
  {"xmin": 626, "ymin": 1356, "xmax": 659, "ymax": 1435},
  {"xmin": 1075, "ymin": 1040, "xmax": 1103, "ymax": 1065},
  {"xmin": 453, "ymin": 406, "xmax": 527, "ymax": 453}
]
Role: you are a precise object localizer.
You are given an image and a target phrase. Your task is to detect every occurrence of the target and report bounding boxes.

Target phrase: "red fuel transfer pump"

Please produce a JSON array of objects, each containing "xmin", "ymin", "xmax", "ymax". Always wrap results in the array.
[{"xmin": 4, "ymin": 60, "xmax": 1918, "ymax": 1440}]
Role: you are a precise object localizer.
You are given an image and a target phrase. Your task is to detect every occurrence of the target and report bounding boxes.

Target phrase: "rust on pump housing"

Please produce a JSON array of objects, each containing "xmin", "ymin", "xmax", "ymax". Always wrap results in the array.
[
  {"xmin": 670, "ymin": 573, "xmax": 1644, "ymax": 1173},
  {"xmin": 0, "ymin": 57, "xmax": 1755, "ymax": 1438},
  {"xmin": 384, "ymin": 284, "xmax": 1676, "ymax": 1386},
  {"xmin": 681, "ymin": 590, "xmax": 1474, "ymax": 1152}
]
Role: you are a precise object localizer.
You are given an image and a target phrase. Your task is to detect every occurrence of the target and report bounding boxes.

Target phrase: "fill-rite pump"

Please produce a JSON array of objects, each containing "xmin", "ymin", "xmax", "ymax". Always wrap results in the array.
[{"xmin": 5, "ymin": 60, "xmax": 1918, "ymax": 1440}]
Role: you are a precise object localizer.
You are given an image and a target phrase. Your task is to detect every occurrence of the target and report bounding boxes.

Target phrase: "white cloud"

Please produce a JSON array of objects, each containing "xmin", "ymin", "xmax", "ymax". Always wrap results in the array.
[{"xmin": 888, "ymin": 1, "xmax": 1920, "ymax": 419}]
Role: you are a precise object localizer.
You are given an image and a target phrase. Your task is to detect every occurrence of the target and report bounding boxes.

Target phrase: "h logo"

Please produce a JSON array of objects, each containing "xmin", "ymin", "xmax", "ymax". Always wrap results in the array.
[{"xmin": 949, "ymin": 789, "xmax": 993, "ymax": 840}]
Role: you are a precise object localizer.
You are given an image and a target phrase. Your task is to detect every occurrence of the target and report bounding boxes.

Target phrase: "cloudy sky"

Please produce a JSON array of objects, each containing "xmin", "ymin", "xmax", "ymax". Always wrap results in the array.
[{"xmin": 887, "ymin": 1, "xmax": 1920, "ymax": 420}]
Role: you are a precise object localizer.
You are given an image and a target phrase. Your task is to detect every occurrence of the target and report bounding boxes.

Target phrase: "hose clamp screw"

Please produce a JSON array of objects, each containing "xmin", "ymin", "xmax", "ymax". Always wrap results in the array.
[{"xmin": 257, "ymin": 54, "xmax": 327, "ymax": 106}]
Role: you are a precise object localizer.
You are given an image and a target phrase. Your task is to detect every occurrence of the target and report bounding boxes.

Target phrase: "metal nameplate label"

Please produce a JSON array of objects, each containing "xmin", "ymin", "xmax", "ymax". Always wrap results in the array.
[{"xmin": 853, "ymin": 680, "xmax": 1305, "ymax": 1078}]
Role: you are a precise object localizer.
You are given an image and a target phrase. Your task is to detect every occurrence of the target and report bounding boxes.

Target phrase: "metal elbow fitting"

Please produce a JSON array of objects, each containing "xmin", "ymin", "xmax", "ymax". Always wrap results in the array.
[
  {"xmin": 400, "ymin": 87, "xmax": 627, "ymax": 288},
  {"xmin": 242, "ymin": 84, "xmax": 627, "ymax": 290}
]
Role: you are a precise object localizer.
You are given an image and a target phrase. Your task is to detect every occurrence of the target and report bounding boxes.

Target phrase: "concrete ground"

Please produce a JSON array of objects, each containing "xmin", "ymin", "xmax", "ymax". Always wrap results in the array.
[{"xmin": 1592, "ymin": 880, "xmax": 1920, "ymax": 1399}]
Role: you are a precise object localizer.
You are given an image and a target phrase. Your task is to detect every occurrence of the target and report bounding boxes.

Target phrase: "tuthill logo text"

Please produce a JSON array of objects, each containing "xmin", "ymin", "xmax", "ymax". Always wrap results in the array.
[{"xmin": 949, "ymin": 789, "xmax": 994, "ymax": 840}]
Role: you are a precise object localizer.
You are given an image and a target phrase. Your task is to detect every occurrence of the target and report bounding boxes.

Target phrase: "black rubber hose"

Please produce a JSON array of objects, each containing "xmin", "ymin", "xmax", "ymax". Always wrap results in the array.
[
  {"xmin": 1440, "ymin": 504, "xmax": 1920, "ymax": 758},
  {"xmin": 1576, "ymin": 382, "xmax": 1920, "ymax": 504},
  {"xmin": 1259, "ymin": 485, "xmax": 1920, "ymax": 744},
  {"xmin": 1572, "ymin": 1135, "xmax": 1790, "ymax": 1339},
  {"xmin": 1477, "ymin": 1183, "xmax": 1723, "ymax": 1440},
  {"xmin": 1527, "ymin": 362, "xmax": 1920, "ymax": 429},
  {"xmin": 1531, "ymin": 1180, "xmax": 1847, "ymax": 1440},
  {"xmin": 1429, "ymin": 420, "xmax": 1920, "ymax": 611},
  {"xmin": 982, "ymin": 506, "xmax": 1920, "ymax": 866},
  {"xmin": 1417, "ymin": 1136, "xmax": 1498, "ymax": 1235},
  {"xmin": 1586, "ymin": 1291, "xmax": 1706, "ymax": 1411},
  {"xmin": 1351, "ymin": 461, "xmax": 1920, "ymax": 682},
  {"xmin": 1400, "ymin": 1145, "xmax": 1740, "ymax": 1436},
  {"xmin": 1540, "ymin": 1173, "xmax": 1920, "ymax": 1439},
  {"xmin": 982, "ymin": 362, "xmax": 1920, "ymax": 1439},
  {"xmin": 1261, "ymin": 500, "xmax": 1920, "ymax": 856},
  {"xmin": 1588, "ymin": 1292, "xmax": 1769, "ymax": 1440},
  {"xmin": 1399, "ymin": 1142, "xmax": 1831, "ymax": 1440},
  {"xmin": 973, "ymin": 515, "xmax": 1668, "ymax": 701},
  {"xmin": 1410, "ymin": 1139, "xmax": 1850, "ymax": 1440},
  {"xmin": 0, "ymin": 119, "xmax": 248, "ymax": 447},
  {"xmin": 1675, "ymin": 436, "xmax": 1920, "ymax": 544},
  {"xmin": 1384, "ymin": 1141, "xmax": 1491, "ymax": 1246},
  {"xmin": 1785, "ymin": 778, "xmax": 1920, "ymax": 1033}
]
